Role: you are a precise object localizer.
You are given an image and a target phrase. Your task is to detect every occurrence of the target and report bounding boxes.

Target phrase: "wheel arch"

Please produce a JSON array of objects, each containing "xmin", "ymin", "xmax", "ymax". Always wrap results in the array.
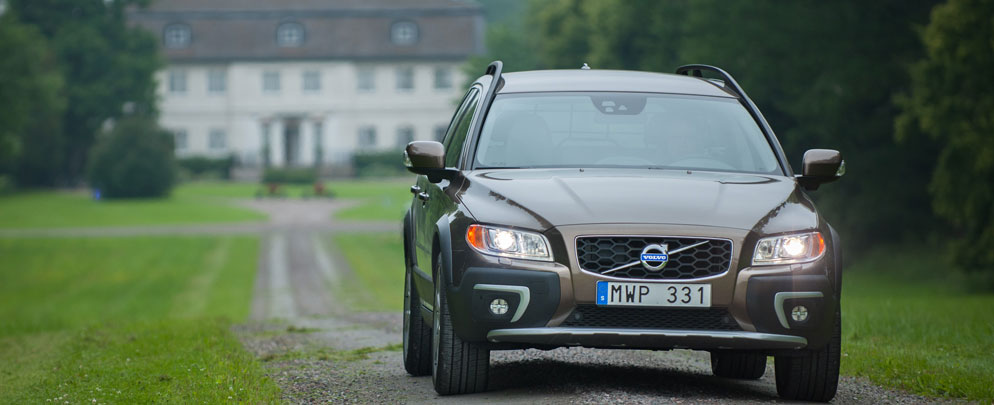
[
  {"xmin": 829, "ymin": 224, "xmax": 843, "ymax": 296},
  {"xmin": 432, "ymin": 214, "xmax": 455, "ymax": 288}
]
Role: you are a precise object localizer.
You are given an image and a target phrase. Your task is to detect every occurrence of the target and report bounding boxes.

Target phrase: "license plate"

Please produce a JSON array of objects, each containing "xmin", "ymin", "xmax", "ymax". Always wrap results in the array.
[{"xmin": 596, "ymin": 281, "xmax": 711, "ymax": 307}]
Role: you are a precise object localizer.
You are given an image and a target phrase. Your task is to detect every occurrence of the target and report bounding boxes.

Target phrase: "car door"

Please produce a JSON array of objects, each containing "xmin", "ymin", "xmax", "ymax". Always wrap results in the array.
[{"xmin": 414, "ymin": 86, "xmax": 482, "ymax": 284}]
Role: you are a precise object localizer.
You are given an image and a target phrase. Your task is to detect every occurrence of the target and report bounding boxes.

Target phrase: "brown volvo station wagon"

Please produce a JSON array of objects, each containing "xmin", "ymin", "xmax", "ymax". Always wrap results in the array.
[{"xmin": 401, "ymin": 61, "xmax": 846, "ymax": 402}]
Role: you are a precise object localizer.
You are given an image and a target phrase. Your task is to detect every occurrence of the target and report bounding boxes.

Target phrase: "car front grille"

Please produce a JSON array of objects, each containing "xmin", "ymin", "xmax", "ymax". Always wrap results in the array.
[
  {"xmin": 561, "ymin": 305, "xmax": 741, "ymax": 330},
  {"xmin": 576, "ymin": 236, "xmax": 732, "ymax": 280}
]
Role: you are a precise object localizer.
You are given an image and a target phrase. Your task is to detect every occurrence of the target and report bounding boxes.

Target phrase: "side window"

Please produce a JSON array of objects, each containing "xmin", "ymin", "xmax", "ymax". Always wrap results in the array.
[{"xmin": 443, "ymin": 88, "xmax": 481, "ymax": 167}]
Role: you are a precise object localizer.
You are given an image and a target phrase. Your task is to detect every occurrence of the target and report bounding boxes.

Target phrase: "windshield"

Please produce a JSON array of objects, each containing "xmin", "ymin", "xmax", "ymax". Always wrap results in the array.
[{"xmin": 474, "ymin": 92, "xmax": 782, "ymax": 174}]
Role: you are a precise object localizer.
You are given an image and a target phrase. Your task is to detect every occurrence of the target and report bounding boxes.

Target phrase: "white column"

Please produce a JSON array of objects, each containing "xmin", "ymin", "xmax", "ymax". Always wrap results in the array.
[
  {"xmin": 299, "ymin": 119, "xmax": 313, "ymax": 166},
  {"xmin": 309, "ymin": 115, "xmax": 328, "ymax": 166},
  {"xmin": 270, "ymin": 119, "xmax": 284, "ymax": 167},
  {"xmin": 259, "ymin": 119, "xmax": 271, "ymax": 168}
]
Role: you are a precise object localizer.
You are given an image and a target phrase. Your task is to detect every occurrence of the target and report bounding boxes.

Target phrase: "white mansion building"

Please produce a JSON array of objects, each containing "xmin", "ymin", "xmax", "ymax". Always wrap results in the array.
[{"xmin": 128, "ymin": 0, "xmax": 484, "ymax": 169}]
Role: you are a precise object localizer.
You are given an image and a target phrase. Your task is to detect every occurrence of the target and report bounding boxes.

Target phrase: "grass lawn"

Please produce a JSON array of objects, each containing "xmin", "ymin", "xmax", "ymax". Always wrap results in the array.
[
  {"xmin": 841, "ymin": 248, "xmax": 994, "ymax": 402},
  {"xmin": 0, "ymin": 237, "xmax": 280, "ymax": 403},
  {"xmin": 329, "ymin": 178, "xmax": 413, "ymax": 222},
  {"xmin": 173, "ymin": 178, "xmax": 414, "ymax": 222},
  {"xmin": 330, "ymin": 232, "xmax": 405, "ymax": 311},
  {"xmin": 0, "ymin": 189, "xmax": 263, "ymax": 229}
]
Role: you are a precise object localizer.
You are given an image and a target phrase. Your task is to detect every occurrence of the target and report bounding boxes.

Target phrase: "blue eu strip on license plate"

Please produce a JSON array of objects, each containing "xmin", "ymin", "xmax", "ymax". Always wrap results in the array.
[{"xmin": 596, "ymin": 281, "xmax": 609, "ymax": 305}]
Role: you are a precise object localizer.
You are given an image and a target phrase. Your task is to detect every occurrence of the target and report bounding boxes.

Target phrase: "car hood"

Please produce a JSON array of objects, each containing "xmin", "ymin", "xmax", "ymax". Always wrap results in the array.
[{"xmin": 457, "ymin": 168, "xmax": 818, "ymax": 233}]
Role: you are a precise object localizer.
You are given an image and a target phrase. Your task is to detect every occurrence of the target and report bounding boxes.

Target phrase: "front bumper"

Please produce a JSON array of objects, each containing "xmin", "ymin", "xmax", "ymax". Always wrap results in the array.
[
  {"xmin": 445, "ymin": 223, "xmax": 839, "ymax": 351},
  {"xmin": 486, "ymin": 328, "xmax": 808, "ymax": 350}
]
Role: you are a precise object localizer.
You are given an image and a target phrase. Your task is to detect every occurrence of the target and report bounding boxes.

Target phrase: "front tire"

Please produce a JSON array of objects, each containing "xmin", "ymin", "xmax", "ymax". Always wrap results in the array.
[
  {"xmin": 710, "ymin": 351, "xmax": 767, "ymax": 379},
  {"xmin": 774, "ymin": 311, "xmax": 841, "ymax": 402},
  {"xmin": 402, "ymin": 257, "xmax": 431, "ymax": 376},
  {"xmin": 431, "ymin": 253, "xmax": 489, "ymax": 395}
]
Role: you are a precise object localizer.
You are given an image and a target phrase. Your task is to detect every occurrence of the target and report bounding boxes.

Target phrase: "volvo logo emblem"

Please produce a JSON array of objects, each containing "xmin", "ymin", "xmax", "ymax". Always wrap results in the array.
[{"xmin": 639, "ymin": 244, "xmax": 669, "ymax": 271}]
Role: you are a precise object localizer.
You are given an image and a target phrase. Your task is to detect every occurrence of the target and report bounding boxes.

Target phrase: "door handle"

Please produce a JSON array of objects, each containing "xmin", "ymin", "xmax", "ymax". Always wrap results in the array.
[
  {"xmin": 417, "ymin": 192, "xmax": 430, "ymax": 201},
  {"xmin": 410, "ymin": 185, "xmax": 421, "ymax": 194}
]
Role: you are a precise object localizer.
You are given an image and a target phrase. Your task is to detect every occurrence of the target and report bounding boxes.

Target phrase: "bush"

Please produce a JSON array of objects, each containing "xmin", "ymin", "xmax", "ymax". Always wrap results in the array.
[
  {"xmin": 177, "ymin": 155, "xmax": 236, "ymax": 180},
  {"xmin": 87, "ymin": 117, "xmax": 175, "ymax": 198},
  {"xmin": 353, "ymin": 149, "xmax": 406, "ymax": 177},
  {"xmin": 261, "ymin": 167, "xmax": 316, "ymax": 184}
]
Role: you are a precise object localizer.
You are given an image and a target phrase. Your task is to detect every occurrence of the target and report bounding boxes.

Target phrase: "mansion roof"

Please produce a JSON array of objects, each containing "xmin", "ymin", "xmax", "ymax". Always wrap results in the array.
[{"xmin": 128, "ymin": 0, "xmax": 485, "ymax": 62}]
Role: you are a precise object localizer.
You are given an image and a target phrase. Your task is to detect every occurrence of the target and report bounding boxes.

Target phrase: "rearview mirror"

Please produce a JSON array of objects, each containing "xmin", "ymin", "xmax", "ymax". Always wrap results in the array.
[
  {"xmin": 796, "ymin": 149, "xmax": 844, "ymax": 191},
  {"xmin": 404, "ymin": 141, "xmax": 454, "ymax": 183}
]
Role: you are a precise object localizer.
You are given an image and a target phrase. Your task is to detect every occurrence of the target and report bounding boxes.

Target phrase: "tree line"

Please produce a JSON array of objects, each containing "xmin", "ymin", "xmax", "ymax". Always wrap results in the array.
[
  {"xmin": 0, "ymin": 0, "xmax": 164, "ymax": 192},
  {"xmin": 469, "ymin": 0, "xmax": 994, "ymax": 274}
]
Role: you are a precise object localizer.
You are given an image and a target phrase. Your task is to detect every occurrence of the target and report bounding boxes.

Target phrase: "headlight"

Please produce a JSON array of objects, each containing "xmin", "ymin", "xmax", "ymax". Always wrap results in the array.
[
  {"xmin": 466, "ymin": 224, "xmax": 553, "ymax": 262},
  {"xmin": 752, "ymin": 231, "xmax": 825, "ymax": 266}
]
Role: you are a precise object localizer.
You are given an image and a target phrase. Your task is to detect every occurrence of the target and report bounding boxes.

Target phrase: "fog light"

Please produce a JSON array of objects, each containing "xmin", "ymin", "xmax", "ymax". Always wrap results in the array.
[
  {"xmin": 791, "ymin": 305, "xmax": 809, "ymax": 322},
  {"xmin": 489, "ymin": 298, "xmax": 509, "ymax": 315}
]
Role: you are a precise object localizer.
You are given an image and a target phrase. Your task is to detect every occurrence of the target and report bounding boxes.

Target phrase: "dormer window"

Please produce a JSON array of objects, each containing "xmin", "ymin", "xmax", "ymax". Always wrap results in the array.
[
  {"xmin": 163, "ymin": 23, "xmax": 191, "ymax": 49},
  {"xmin": 391, "ymin": 21, "xmax": 418, "ymax": 45},
  {"xmin": 276, "ymin": 22, "xmax": 305, "ymax": 47}
]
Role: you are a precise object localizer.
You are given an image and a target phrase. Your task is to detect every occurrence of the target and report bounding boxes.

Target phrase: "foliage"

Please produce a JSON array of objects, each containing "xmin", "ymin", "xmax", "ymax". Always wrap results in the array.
[
  {"xmin": 177, "ymin": 155, "xmax": 236, "ymax": 180},
  {"xmin": 8, "ymin": 0, "xmax": 161, "ymax": 186},
  {"xmin": 0, "ymin": 11, "xmax": 65, "ymax": 184},
  {"xmin": 352, "ymin": 149, "xmax": 407, "ymax": 177},
  {"xmin": 895, "ymin": 0, "xmax": 994, "ymax": 273},
  {"xmin": 87, "ymin": 117, "xmax": 176, "ymax": 198},
  {"xmin": 261, "ymin": 167, "xmax": 317, "ymax": 184}
]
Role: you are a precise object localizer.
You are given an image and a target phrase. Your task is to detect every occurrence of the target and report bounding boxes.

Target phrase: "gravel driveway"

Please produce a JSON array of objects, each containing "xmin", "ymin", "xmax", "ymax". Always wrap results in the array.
[{"xmin": 236, "ymin": 199, "xmax": 950, "ymax": 404}]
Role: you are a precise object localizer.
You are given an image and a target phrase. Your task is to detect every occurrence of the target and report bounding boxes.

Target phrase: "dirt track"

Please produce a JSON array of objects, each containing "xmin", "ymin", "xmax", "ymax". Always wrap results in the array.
[{"xmin": 237, "ymin": 199, "xmax": 951, "ymax": 404}]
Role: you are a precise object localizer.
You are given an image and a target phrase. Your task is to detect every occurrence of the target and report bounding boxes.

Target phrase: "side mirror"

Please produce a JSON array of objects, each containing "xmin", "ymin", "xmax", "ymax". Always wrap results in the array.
[
  {"xmin": 796, "ymin": 149, "xmax": 844, "ymax": 191},
  {"xmin": 404, "ymin": 141, "xmax": 455, "ymax": 183}
]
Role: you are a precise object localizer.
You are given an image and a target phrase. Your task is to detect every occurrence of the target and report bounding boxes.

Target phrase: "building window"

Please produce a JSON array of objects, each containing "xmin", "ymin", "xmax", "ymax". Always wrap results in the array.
[
  {"xmin": 207, "ymin": 69, "xmax": 226, "ymax": 93},
  {"xmin": 396, "ymin": 126, "xmax": 414, "ymax": 147},
  {"xmin": 357, "ymin": 67, "xmax": 375, "ymax": 92},
  {"xmin": 358, "ymin": 126, "xmax": 377, "ymax": 148},
  {"xmin": 163, "ymin": 23, "xmax": 191, "ymax": 49},
  {"xmin": 173, "ymin": 129, "xmax": 188, "ymax": 150},
  {"xmin": 168, "ymin": 70, "xmax": 186, "ymax": 93},
  {"xmin": 262, "ymin": 71, "xmax": 280, "ymax": 92},
  {"xmin": 396, "ymin": 67, "xmax": 414, "ymax": 91},
  {"xmin": 434, "ymin": 124, "xmax": 447, "ymax": 142},
  {"xmin": 390, "ymin": 21, "xmax": 419, "ymax": 45},
  {"xmin": 434, "ymin": 67, "xmax": 452, "ymax": 90},
  {"xmin": 276, "ymin": 22, "xmax": 305, "ymax": 47},
  {"xmin": 302, "ymin": 70, "xmax": 321, "ymax": 92},
  {"xmin": 209, "ymin": 129, "xmax": 226, "ymax": 150}
]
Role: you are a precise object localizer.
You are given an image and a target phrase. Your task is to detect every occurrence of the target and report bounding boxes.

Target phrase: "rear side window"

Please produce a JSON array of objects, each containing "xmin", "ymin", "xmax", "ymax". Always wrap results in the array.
[{"xmin": 443, "ymin": 88, "xmax": 481, "ymax": 167}]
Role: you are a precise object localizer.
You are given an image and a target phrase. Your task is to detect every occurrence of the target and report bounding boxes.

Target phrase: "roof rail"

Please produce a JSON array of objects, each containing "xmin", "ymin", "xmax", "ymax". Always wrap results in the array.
[
  {"xmin": 676, "ymin": 64, "xmax": 746, "ymax": 100},
  {"xmin": 485, "ymin": 60, "xmax": 503, "ymax": 78},
  {"xmin": 676, "ymin": 64, "xmax": 794, "ymax": 176}
]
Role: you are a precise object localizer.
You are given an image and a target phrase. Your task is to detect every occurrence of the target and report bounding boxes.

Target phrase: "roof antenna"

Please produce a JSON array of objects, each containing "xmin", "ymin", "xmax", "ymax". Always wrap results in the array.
[{"xmin": 581, "ymin": 63, "xmax": 591, "ymax": 70}]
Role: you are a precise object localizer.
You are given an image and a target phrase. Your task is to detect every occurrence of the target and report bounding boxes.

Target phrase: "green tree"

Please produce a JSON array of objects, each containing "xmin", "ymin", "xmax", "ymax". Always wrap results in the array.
[
  {"xmin": 896, "ymin": 0, "xmax": 994, "ymax": 272},
  {"xmin": 0, "ymin": 11, "xmax": 65, "ymax": 184},
  {"xmin": 87, "ymin": 117, "xmax": 175, "ymax": 199},
  {"xmin": 9, "ymin": 0, "xmax": 161, "ymax": 186},
  {"xmin": 681, "ymin": 0, "xmax": 941, "ymax": 250}
]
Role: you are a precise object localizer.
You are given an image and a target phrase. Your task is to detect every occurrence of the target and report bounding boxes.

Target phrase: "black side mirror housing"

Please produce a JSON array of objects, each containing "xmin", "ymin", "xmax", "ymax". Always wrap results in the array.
[
  {"xmin": 404, "ymin": 141, "xmax": 456, "ymax": 183},
  {"xmin": 796, "ymin": 149, "xmax": 844, "ymax": 191}
]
